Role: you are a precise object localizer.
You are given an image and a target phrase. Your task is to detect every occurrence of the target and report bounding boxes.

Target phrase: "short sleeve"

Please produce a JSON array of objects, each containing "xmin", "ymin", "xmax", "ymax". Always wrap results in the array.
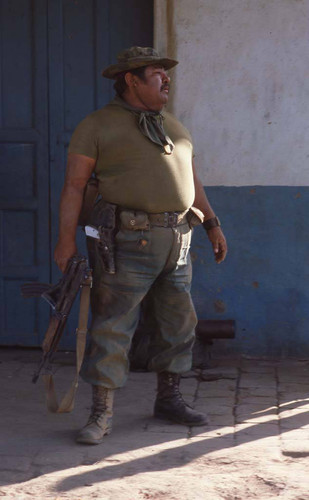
[{"xmin": 68, "ymin": 115, "xmax": 98, "ymax": 160}]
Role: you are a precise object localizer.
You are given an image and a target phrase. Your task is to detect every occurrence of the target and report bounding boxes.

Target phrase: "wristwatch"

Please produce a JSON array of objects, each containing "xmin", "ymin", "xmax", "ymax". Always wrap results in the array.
[{"xmin": 202, "ymin": 216, "xmax": 221, "ymax": 231}]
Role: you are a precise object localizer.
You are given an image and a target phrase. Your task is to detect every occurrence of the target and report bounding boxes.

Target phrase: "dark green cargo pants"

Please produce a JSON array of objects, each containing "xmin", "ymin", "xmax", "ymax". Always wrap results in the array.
[{"xmin": 81, "ymin": 221, "xmax": 197, "ymax": 389}]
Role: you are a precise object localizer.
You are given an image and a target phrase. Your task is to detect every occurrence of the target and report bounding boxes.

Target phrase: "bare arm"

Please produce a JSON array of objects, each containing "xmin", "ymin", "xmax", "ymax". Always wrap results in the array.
[
  {"xmin": 54, "ymin": 153, "xmax": 96, "ymax": 272},
  {"xmin": 192, "ymin": 160, "xmax": 227, "ymax": 263}
]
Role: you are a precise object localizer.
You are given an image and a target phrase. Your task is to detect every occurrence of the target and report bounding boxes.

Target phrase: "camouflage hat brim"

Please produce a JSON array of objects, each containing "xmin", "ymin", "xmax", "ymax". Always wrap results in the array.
[{"xmin": 102, "ymin": 57, "xmax": 178, "ymax": 79}]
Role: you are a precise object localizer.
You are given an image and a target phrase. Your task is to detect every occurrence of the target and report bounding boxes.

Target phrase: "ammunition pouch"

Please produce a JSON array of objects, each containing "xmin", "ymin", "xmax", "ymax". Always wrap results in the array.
[
  {"xmin": 119, "ymin": 209, "xmax": 150, "ymax": 231},
  {"xmin": 186, "ymin": 206, "xmax": 204, "ymax": 228}
]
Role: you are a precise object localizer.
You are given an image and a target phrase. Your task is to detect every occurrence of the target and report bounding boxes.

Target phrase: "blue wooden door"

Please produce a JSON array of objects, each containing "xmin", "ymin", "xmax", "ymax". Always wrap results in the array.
[
  {"xmin": 0, "ymin": 0, "xmax": 153, "ymax": 347},
  {"xmin": 0, "ymin": 0, "xmax": 50, "ymax": 346}
]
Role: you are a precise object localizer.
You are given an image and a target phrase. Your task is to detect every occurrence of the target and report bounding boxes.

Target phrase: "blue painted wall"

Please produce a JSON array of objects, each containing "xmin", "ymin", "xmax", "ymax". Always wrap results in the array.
[{"xmin": 191, "ymin": 186, "xmax": 309, "ymax": 357}]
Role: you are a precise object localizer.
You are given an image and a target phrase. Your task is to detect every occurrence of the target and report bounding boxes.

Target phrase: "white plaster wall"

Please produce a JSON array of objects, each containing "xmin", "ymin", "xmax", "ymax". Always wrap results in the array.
[{"xmin": 154, "ymin": 0, "xmax": 309, "ymax": 186}]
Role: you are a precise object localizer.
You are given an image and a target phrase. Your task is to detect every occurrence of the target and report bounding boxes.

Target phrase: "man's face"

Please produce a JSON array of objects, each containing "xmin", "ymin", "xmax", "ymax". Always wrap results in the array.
[{"xmin": 132, "ymin": 65, "xmax": 170, "ymax": 111}]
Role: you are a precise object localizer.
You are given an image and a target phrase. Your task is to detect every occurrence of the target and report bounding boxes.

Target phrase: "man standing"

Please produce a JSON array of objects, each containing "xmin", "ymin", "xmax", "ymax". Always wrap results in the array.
[{"xmin": 54, "ymin": 47, "xmax": 227, "ymax": 445}]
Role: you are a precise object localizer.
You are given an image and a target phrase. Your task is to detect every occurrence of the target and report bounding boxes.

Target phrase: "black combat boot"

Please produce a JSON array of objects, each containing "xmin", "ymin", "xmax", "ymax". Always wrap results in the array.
[
  {"xmin": 76, "ymin": 385, "xmax": 114, "ymax": 445},
  {"xmin": 154, "ymin": 371, "xmax": 208, "ymax": 426}
]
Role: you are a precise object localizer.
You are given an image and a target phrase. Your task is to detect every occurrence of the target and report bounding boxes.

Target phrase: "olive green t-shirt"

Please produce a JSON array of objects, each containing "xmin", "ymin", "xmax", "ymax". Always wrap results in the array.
[{"xmin": 68, "ymin": 100, "xmax": 195, "ymax": 213}]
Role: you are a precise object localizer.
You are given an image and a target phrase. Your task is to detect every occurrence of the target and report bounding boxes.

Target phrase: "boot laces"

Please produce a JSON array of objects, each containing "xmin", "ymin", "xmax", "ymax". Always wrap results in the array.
[
  {"xmin": 165, "ymin": 374, "xmax": 192, "ymax": 409},
  {"xmin": 87, "ymin": 387, "xmax": 109, "ymax": 425},
  {"xmin": 172, "ymin": 385, "xmax": 191, "ymax": 409},
  {"xmin": 87, "ymin": 411, "xmax": 106, "ymax": 426}
]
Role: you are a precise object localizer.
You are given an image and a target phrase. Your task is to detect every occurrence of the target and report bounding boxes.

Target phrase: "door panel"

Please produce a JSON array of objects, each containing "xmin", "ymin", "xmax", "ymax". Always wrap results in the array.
[
  {"xmin": 1, "ymin": 1, "xmax": 33, "ymax": 128},
  {"xmin": 0, "ymin": 0, "xmax": 50, "ymax": 345}
]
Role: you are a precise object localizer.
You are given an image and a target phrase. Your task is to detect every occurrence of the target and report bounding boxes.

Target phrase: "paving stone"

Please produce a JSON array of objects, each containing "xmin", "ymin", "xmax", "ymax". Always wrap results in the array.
[
  {"xmin": 277, "ymin": 360, "xmax": 309, "ymax": 369},
  {"xmin": 83, "ymin": 432, "xmax": 191, "ymax": 459},
  {"xmin": 195, "ymin": 397, "xmax": 235, "ymax": 409},
  {"xmin": 238, "ymin": 387, "xmax": 277, "ymax": 398},
  {"xmin": 199, "ymin": 378, "xmax": 236, "ymax": 389},
  {"xmin": 281, "ymin": 439, "xmax": 309, "ymax": 457},
  {"xmin": 234, "ymin": 439, "xmax": 282, "ymax": 460},
  {"xmin": 240, "ymin": 359, "xmax": 278, "ymax": 373},
  {"xmin": 236, "ymin": 403, "xmax": 277, "ymax": 414},
  {"xmin": 241, "ymin": 364, "xmax": 276, "ymax": 374},
  {"xmin": 114, "ymin": 398, "xmax": 153, "ymax": 413},
  {"xmin": 207, "ymin": 414, "xmax": 235, "ymax": 426},
  {"xmin": 196, "ymin": 367, "xmax": 239, "ymax": 380},
  {"xmin": 277, "ymin": 372, "xmax": 309, "ymax": 384},
  {"xmin": 0, "ymin": 470, "xmax": 33, "ymax": 485},
  {"xmin": 113, "ymin": 417, "xmax": 152, "ymax": 435},
  {"xmin": 279, "ymin": 394, "xmax": 309, "ymax": 407},
  {"xmin": 0, "ymin": 360, "xmax": 22, "ymax": 369},
  {"xmin": 278, "ymin": 383, "xmax": 309, "ymax": 393},
  {"xmin": 143, "ymin": 421, "xmax": 189, "ymax": 434},
  {"xmin": 236, "ymin": 395, "xmax": 277, "ymax": 405},
  {"xmin": 236, "ymin": 413, "xmax": 279, "ymax": 425},
  {"xmin": 183, "ymin": 436, "xmax": 235, "ymax": 453},
  {"xmin": 216, "ymin": 366, "xmax": 239, "ymax": 378},
  {"xmin": 280, "ymin": 429, "xmax": 309, "ymax": 440},
  {"xmin": 235, "ymin": 434, "xmax": 280, "ymax": 447},
  {"xmin": 190, "ymin": 425, "xmax": 235, "ymax": 438},
  {"xmin": 194, "ymin": 401, "xmax": 233, "ymax": 416},
  {"xmin": 0, "ymin": 367, "xmax": 21, "ymax": 378},
  {"xmin": 279, "ymin": 407, "xmax": 309, "ymax": 417},
  {"xmin": 197, "ymin": 380, "xmax": 236, "ymax": 397},
  {"xmin": 0, "ymin": 456, "xmax": 32, "ymax": 472},
  {"xmin": 235, "ymin": 422, "xmax": 279, "ymax": 437},
  {"xmin": 197, "ymin": 389, "xmax": 236, "ymax": 398},
  {"xmin": 32, "ymin": 451, "xmax": 85, "ymax": 467},
  {"xmin": 278, "ymin": 400, "xmax": 309, "ymax": 413},
  {"xmin": 279, "ymin": 410, "xmax": 309, "ymax": 430},
  {"xmin": 238, "ymin": 374, "xmax": 277, "ymax": 389}
]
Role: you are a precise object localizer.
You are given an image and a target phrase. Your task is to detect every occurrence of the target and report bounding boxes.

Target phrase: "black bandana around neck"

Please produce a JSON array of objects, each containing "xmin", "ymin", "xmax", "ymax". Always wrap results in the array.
[{"xmin": 113, "ymin": 96, "xmax": 175, "ymax": 155}]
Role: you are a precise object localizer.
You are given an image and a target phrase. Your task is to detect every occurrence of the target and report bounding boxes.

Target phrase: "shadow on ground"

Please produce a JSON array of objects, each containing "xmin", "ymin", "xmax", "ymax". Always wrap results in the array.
[{"xmin": 1, "ymin": 348, "xmax": 308, "ymax": 495}]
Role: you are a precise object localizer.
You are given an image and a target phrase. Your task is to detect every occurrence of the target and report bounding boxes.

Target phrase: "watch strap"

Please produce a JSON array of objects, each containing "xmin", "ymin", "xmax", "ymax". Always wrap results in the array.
[{"xmin": 202, "ymin": 216, "xmax": 221, "ymax": 231}]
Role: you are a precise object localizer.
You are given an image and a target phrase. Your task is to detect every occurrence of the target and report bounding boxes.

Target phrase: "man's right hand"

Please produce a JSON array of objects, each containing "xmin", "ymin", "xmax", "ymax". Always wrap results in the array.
[{"xmin": 54, "ymin": 240, "xmax": 78, "ymax": 273}]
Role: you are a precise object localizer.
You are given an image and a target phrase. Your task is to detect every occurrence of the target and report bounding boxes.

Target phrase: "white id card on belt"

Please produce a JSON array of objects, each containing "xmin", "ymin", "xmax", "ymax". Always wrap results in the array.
[{"xmin": 85, "ymin": 225, "xmax": 100, "ymax": 240}]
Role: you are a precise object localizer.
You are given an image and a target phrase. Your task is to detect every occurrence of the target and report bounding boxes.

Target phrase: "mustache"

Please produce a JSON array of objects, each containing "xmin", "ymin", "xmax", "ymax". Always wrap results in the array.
[{"xmin": 161, "ymin": 84, "xmax": 170, "ymax": 91}]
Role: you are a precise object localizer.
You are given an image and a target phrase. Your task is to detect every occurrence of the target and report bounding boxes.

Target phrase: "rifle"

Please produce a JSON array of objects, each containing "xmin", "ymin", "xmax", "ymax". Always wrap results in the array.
[{"xmin": 21, "ymin": 255, "xmax": 92, "ymax": 412}]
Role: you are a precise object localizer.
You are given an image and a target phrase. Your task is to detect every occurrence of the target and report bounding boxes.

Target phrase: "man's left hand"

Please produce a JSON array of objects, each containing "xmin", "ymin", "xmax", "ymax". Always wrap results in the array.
[{"xmin": 206, "ymin": 227, "xmax": 227, "ymax": 263}]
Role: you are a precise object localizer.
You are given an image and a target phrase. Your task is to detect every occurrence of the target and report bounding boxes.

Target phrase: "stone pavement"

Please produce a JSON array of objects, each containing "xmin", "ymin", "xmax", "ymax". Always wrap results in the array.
[{"xmin": 1, "ymin": 348, "xmax": 309, "ymax": 500}]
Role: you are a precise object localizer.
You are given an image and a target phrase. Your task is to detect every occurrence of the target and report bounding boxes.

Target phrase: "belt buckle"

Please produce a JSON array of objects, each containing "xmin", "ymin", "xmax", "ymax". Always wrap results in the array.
[{"xmin": 164, "ymin": 212, "xmax": 178, "ymax": 227}]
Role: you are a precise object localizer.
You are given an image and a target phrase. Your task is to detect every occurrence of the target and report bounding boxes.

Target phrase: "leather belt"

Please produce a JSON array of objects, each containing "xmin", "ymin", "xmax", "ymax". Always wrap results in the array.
[{"xmin": 148, "ymin": 210, "xmax": 188, "ymax": 228}]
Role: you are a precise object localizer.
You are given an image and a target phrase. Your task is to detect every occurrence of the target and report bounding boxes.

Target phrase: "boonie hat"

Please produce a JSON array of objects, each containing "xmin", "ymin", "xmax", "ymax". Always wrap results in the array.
[{"xmin": 102, "ymin": 46, "xmax": 178, "ymax": 79}]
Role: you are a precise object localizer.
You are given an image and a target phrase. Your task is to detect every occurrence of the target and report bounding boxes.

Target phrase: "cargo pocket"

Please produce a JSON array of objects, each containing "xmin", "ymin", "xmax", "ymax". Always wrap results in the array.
[{"xmin": 115, "ymin": 228, "xmax": 151, "ymax": 254}]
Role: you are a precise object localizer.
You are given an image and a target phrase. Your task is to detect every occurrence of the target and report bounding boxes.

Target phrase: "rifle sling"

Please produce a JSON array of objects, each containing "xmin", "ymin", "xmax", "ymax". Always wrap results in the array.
[
  {"xmin": 42, "ymin": 315, "xmax": 61, "ymax": 352},
  {"xmin": 43, "ymin": 274, "xmax": 92, "ymax": 413}
]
